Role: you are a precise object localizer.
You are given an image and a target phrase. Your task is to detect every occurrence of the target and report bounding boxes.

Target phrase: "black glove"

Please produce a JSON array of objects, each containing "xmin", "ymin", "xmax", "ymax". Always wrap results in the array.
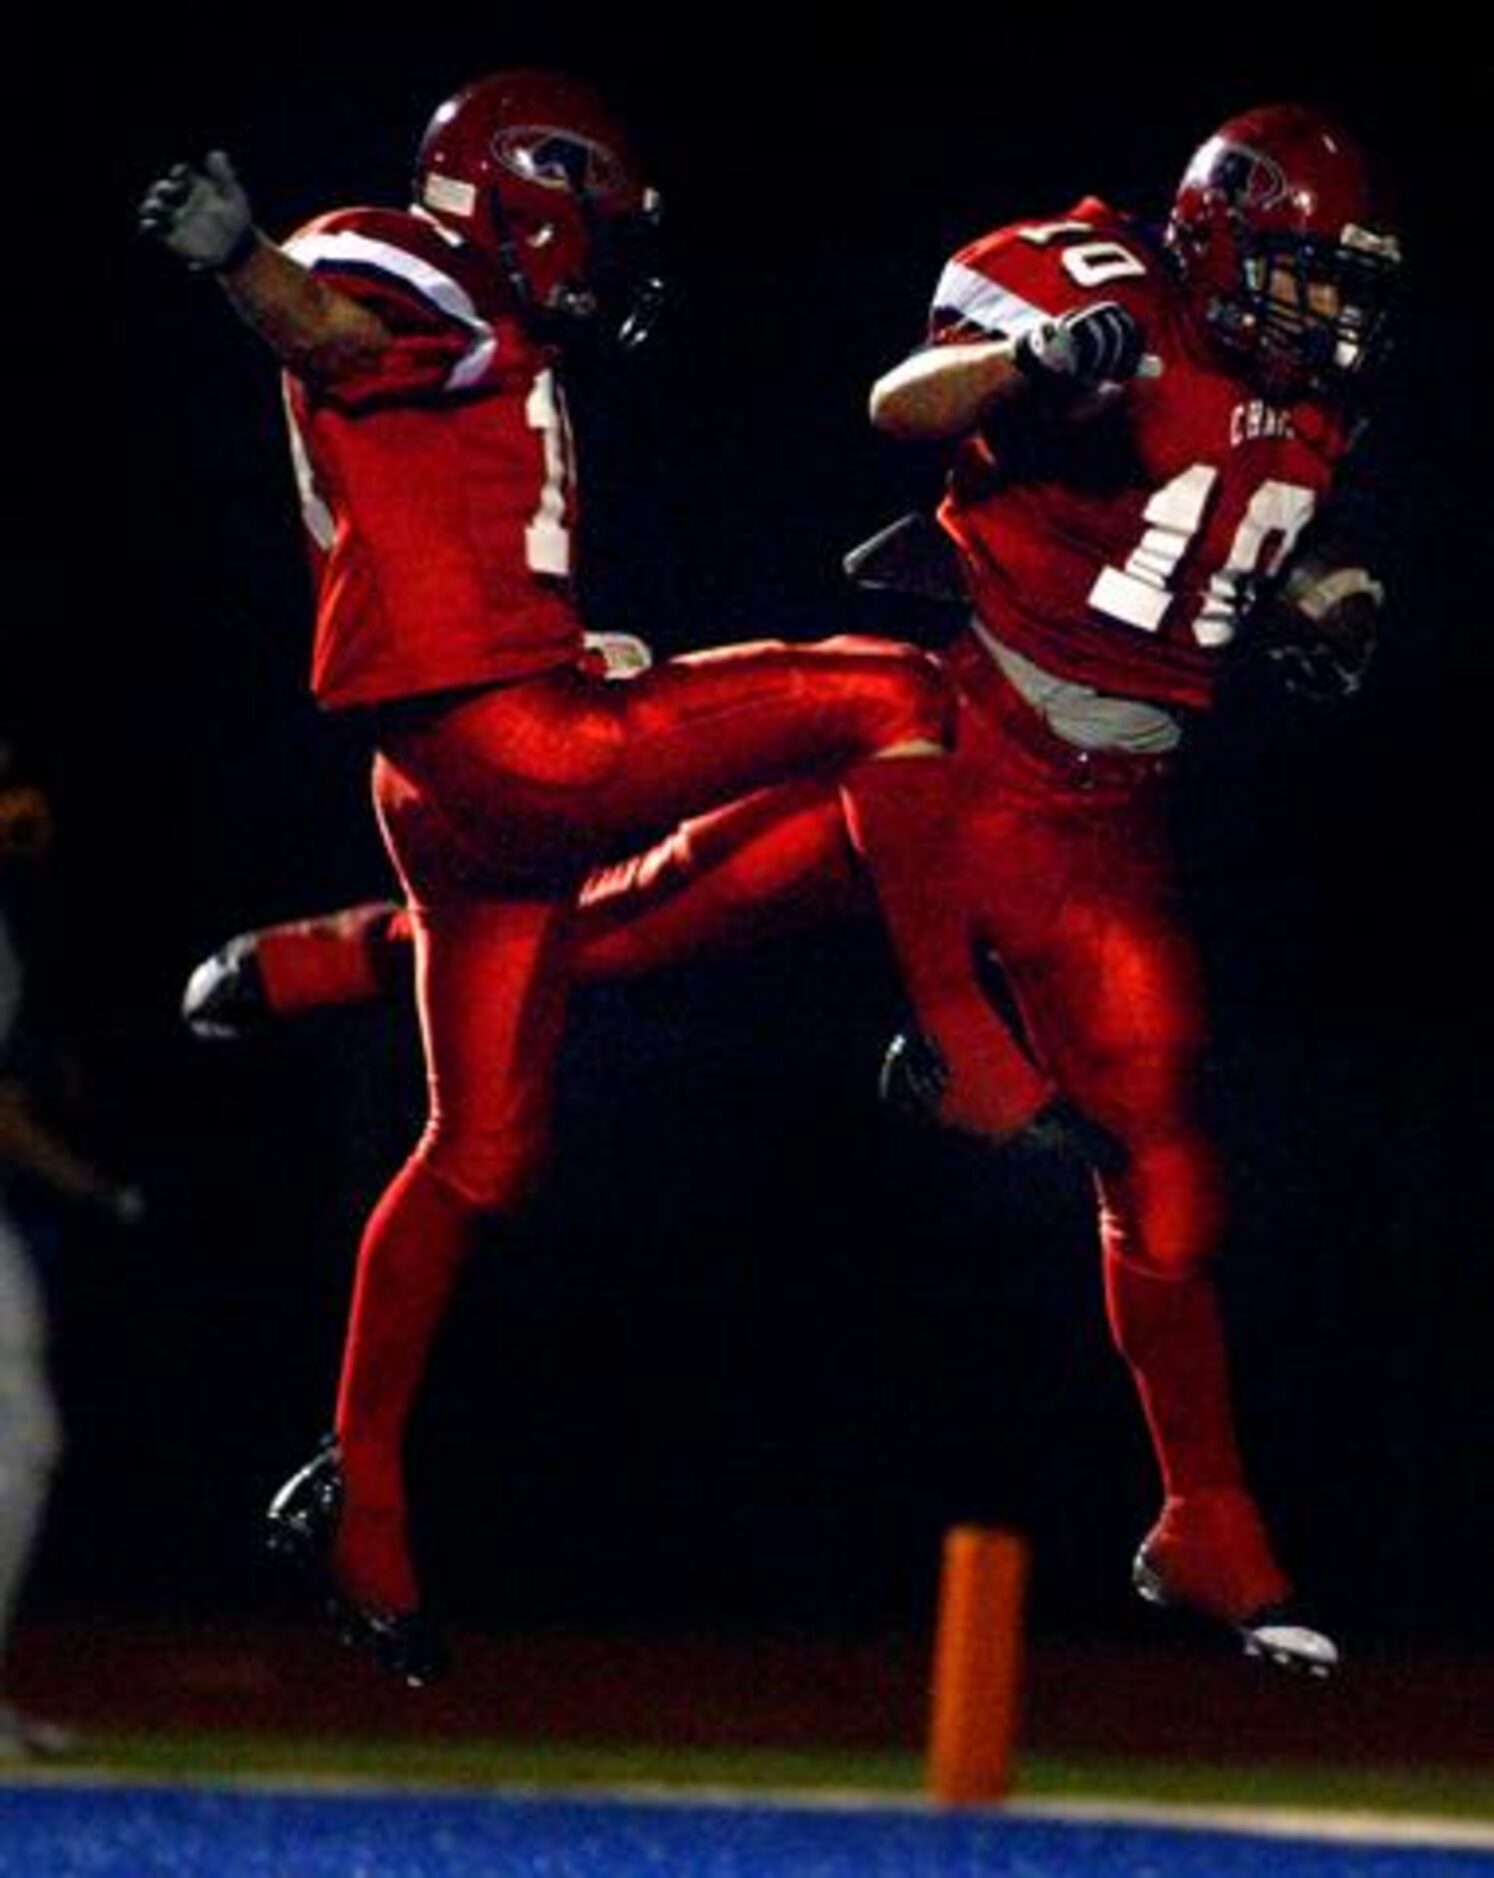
[
  {"xmin": 1014, "ymin": 301, "xmax": 1146, "ymax": 388},
  {"xmin": 138, "ymin": 150, "xmax": 259, "ymax": 273},
  {"xmin": 1264, "ymin": 594, "xmax": 1382, "ymax": 704},
  {"xmin": 1261, "ymin": 561, "xmax": 1385, "ymax": 704}
]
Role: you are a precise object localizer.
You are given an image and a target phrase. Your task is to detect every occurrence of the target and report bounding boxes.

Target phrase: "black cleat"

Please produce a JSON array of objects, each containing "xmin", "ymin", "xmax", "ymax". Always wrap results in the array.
[
  {"xmin": 879, "ymin": 1029, "xmax": 1127, "ymax": 1173},
  {"xmin": 266, "ymin": 1436, "xmax": 449, "ymax": 1689},
  {"xmin": 327, "ymin": 1593, "xmax": 450, "ymax": 1690},
  {"xmin": 878, "ymin": 1029, "xmax": 951, "ymax": 1121},
  {"xmin": 181, "ymin": 934, "xmax": 269, "ymax": 1041}
]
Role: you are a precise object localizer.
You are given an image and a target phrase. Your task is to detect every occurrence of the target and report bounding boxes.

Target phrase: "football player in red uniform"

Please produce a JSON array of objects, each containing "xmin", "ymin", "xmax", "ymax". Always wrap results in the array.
[
  {"xmin": 139, "ymin": 69, "xmax": 1066, "ymax": 1685},
  {"xmin": 858, "ymin": 102, "xmax": 1399, "ymax": 1678},
  {"xmin": 176, "ymin": 103, "xmax": 1399, "ymax": 1678}
]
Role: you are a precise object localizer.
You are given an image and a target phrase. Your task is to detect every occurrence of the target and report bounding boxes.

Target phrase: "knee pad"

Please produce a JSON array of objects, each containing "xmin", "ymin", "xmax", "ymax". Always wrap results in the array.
[
  {"xmin": 818, "ymin": 636, "xmax": 951, "ymax": 747},
  {"xmin": 417, "ymin": 1124, "xmax": 552, "ymax": 1217},
  {"xmin": 878, "ymin": 647, "xmax": 953, "ymax": 747}
]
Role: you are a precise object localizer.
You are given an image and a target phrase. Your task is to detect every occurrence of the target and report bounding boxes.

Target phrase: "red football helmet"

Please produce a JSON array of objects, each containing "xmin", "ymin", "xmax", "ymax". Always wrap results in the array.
[
  {"xmin": 1164, "ymin": 103, "xmax": 1403, "ymax": 399},
  {"xmin": 414, "ymin": 68, "xmax": 663, "ymax": 343}
]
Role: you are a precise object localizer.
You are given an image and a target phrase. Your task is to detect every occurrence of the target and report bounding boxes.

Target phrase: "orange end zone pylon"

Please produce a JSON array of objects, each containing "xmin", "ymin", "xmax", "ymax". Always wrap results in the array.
[{"xmin": 927, "ymin": 1523, "xmax": 1031, "ymax": 1805}]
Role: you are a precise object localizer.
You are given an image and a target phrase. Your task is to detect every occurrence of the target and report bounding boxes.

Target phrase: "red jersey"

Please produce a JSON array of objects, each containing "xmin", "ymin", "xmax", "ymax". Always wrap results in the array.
[
  {"xmin": 279, "ymin": 206, "xmax": 584, "ymax": 711},
  {"xmin": 928, "ymin": 199, "xmax": 1356, "ymax": 712}
]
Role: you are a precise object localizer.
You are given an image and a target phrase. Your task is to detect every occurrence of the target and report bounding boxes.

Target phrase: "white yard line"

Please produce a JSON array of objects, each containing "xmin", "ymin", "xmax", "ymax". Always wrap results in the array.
[
  {"xmin": 4, "ymin": 1767, "xmax": 1492, "ymax": 1850},
  {"xmin": 1004, "ymin": 1795, "xmax": 1494, "ymax": 1853}
]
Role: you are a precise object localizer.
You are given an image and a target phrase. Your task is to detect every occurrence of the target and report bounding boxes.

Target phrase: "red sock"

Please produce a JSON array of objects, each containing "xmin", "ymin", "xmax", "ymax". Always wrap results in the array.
[
  {"xmin": 840, "ymin": 756, "xmax": 1051, "ymax": 1136},
  {"xmin": 332, "ymin": 1155, "xmax": 485, "ymax": 1613},
  {"xmin": 256, "ymin": 902, "xmax": 409, "ymax": 1016},
  {"xmin": 1102, "ymin": 1247, "xmax": 1246, "ymax": 1497}
]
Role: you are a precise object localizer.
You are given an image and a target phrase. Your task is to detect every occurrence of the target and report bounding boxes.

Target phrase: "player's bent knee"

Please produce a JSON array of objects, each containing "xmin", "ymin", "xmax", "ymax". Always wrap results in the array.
[
  {"xmin": 417, "ymin": 1128, "xmax": 553, "ymax": 1216},
  {"xmin": 1103, "ymin": 1236, "xmax": 1215, "ymax": 1286},
  {"xmin": 855, "ymin": 646, "xmax": 952, "ymax": 750}
]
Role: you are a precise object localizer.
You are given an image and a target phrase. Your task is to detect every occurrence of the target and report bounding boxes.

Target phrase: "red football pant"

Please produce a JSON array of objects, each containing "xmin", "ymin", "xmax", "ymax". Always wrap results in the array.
[
  {"xmin": 260, "ymin": 634, "xmax": 1258, "ymax": 1590},
  {"xmin": 254, "ymin": 781, "xmax": 866, "ymax": 1006},
  {"xmin": 937, "ymin": 632, "xmax": 1253, "ymax": 1515},
  {"xmin": 333, "ymin": 636, "xmax": 956, "ymax": 1613},
  {"xmin": 255, "ymin": 902, "xmax": 411, "ymax": 1014}
]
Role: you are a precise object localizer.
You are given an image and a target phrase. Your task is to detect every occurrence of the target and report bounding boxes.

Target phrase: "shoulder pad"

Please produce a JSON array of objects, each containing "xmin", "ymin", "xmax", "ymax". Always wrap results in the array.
[
  {"xmin": 935, "ymin": 197, "xmax": 1159, "ymax": 337},
  {"xmin": 284, "ymin": 206, "xmax": 459, "ymax": 267},
  {"xmin": 283, "ymin": 207, "xmax": 509, "ymax": 330}
]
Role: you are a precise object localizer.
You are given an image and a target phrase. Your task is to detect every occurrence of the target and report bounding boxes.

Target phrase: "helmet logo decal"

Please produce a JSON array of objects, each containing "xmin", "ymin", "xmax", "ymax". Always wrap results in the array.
[
  {"xmin": 1211, "ymin": 141, "xmax": 1289, "ymax": 211},
  {"xmin": 492, "ymin": 125, "xmax": 628, "ymax": 196}
]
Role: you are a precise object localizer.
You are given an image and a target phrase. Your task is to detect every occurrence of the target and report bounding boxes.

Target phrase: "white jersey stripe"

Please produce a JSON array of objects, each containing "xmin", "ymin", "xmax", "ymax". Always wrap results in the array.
[
  {"xmin": 932, "ymin": 259, "xmax": 1048, "ymax": 339},
  {"xmin": 282, "ymin": 228, "xmax": 499, "ymax": 392},
  {"xmin": 446, "ymin": 333, "xmax": 499, "ymax": 391}
]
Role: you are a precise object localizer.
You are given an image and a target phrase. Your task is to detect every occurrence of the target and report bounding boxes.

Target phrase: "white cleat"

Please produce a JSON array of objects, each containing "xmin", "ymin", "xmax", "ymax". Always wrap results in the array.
[
  {"xmin": 1240, "ymin": 1609, "xmax": 1341, "ymax": 1679},
  {"xmin": 1134, "ymin": 1541, "xmax": 1341, "ymax": 1680}
]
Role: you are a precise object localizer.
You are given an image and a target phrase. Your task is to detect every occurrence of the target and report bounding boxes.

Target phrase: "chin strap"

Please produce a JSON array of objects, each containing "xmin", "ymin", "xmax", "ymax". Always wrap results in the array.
[{"xmin": 482, "ymin": 194, "xmax": 544, "ymax": 323}]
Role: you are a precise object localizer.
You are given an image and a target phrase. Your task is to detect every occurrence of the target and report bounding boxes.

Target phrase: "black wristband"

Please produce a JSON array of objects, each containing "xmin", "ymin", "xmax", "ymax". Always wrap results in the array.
[
  {"xmin": 1007, "ymin": 325, "xmax": 1082, "ymax": 415},
  {"xmin": 1010, "ymin": 327, "xmax": 1051, "ymax": 381}
]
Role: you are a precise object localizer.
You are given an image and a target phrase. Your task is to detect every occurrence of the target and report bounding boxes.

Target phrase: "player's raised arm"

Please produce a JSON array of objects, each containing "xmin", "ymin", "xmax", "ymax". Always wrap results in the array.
[
  {"xmin": 868, "ymin": 301, "xmax": 1147, "ymax": 439},
  {"xmin": 138, "ymin": 151, "xmax": 390, "ymax": 380}
]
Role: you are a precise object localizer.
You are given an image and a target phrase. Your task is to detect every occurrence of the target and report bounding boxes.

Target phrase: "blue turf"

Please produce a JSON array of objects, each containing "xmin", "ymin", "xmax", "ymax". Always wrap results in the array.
[{"xmin": 0, "ymin": 1785, "xmax": 1489, "ymax": 1878}]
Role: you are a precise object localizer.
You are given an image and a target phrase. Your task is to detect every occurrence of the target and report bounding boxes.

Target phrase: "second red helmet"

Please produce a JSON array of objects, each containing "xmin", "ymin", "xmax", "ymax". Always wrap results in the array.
[{"xmin": 414, "ymin": 68, "xmax": 663, "ymax": 342}]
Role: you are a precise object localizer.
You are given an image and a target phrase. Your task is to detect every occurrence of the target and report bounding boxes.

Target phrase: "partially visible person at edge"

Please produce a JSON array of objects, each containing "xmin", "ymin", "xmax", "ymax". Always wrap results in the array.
[
  {"xmin": 136, "ymin": 68, "xmax": 1067, "ymax": 1686},
  {"xmin": 178, "ymin": 103, "xmax": 1404, "ymax": 1681},
  {"xmin": 0, "ymin": 745, "xmax": 144, "ymax": 1754}
]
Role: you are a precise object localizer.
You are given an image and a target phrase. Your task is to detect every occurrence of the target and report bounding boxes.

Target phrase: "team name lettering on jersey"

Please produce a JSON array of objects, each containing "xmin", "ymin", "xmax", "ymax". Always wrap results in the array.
[{"xmin": 1230, "ymin": 400, "xmax": 1296, "ymax": 446}]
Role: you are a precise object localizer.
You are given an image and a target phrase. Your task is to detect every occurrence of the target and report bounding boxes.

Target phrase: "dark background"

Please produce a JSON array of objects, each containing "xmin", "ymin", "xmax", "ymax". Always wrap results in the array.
[{"xmin": 8, "ymin": 19, "xmax": 1489, "ymax": 1671}]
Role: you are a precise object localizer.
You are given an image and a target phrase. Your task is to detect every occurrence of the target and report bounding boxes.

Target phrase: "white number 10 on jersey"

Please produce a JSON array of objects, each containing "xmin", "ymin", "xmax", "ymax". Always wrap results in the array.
[
  {"xmin": 1089, "ymin": 466, "xmax": 1317, "ymax": 645},
  {"xmin": 525, "ymin": 368, "xmax": 575, "ymax": 579}
]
